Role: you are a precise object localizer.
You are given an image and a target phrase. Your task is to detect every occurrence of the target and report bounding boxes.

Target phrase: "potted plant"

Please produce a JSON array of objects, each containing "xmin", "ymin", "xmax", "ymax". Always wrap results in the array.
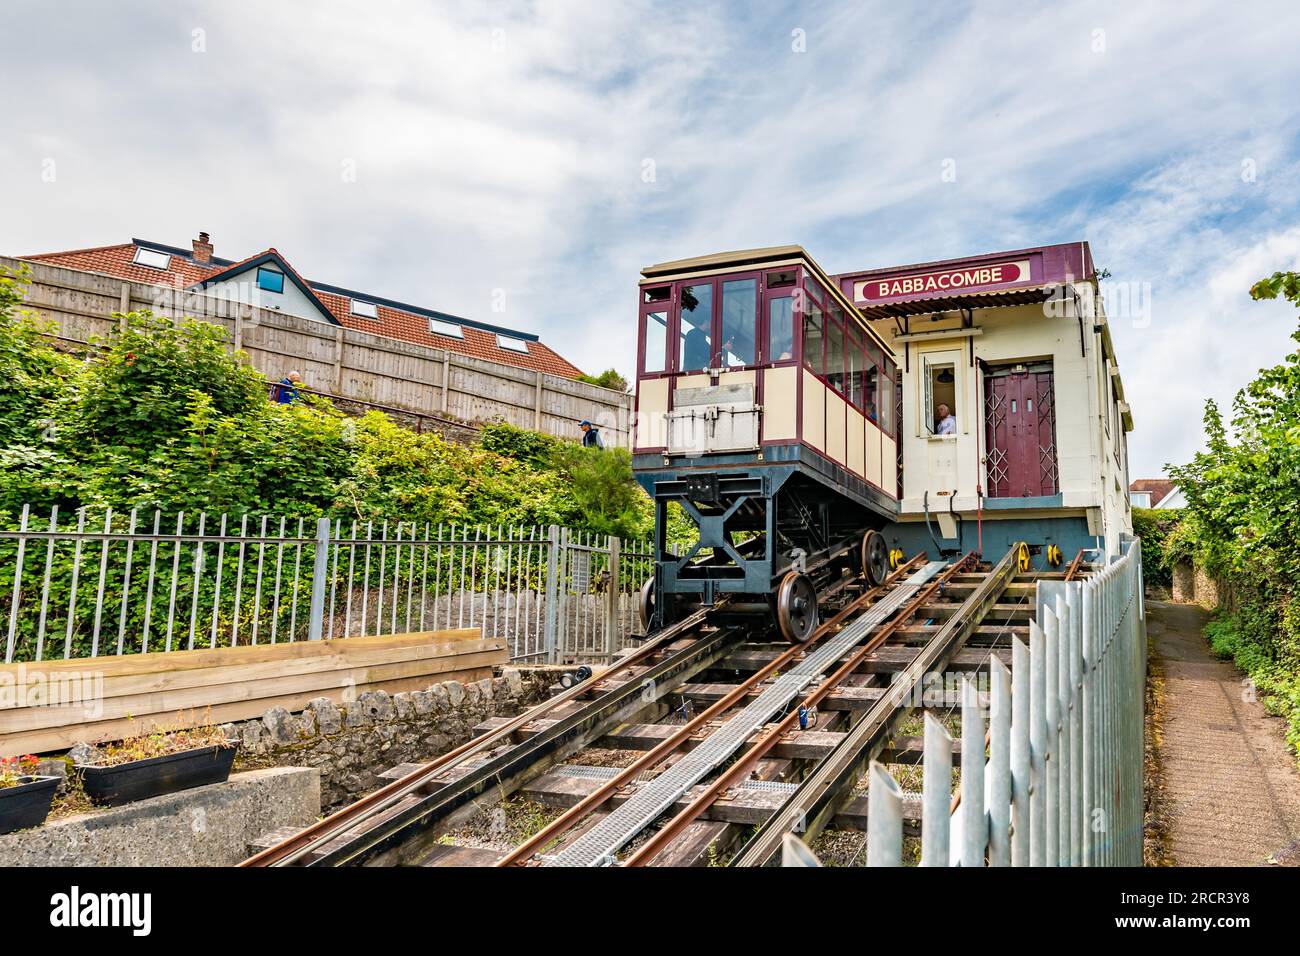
[
  {"xmin": 74, "ymin": 714, "xmax": 238, "ymax": 808},
  {"xmin": 0, "ymin": 755, "xmax": 60, "ymax": 833}
]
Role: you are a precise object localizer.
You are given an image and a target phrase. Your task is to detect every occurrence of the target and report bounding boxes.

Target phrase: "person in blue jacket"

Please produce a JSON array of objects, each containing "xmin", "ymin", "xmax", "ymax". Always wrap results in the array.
[
  {"xmin": 579, "ymin": 419, "xmax": 603, "ymax": 448},
  {"xmin": 276, "ymin": 371, "xmax": 302, "ymax": 404}
]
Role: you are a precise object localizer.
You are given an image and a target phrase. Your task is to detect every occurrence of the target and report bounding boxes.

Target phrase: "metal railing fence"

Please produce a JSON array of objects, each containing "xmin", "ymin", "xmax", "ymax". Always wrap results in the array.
[
  {"xmin": 785, "ymin": 539, "xmax": 1145, "ymax": 867},
  {"xmin": 0, "ymin": 504, "xmax": 656, "ymax": 666}
]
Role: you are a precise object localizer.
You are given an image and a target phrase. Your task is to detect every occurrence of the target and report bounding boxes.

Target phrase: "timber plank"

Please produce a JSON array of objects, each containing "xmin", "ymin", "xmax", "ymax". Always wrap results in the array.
[
  {"xmin": 8, "ymin": 638, "xmax": 501, "ymax": 703},
  {"xmin": 0, "ymin": 628, "xmax": 481, "ymax": 678},
  {"xmin": 1, "ymin": 665, "xmax": 494, "ymax": 754},
  {"xmin": 3, "ymin": 646, "xmax": 505, "ymax": 733}
]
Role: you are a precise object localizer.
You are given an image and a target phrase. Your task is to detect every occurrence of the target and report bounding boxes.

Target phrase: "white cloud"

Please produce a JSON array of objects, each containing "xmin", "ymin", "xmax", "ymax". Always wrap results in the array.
[{"xmin": 0, "ymin": 0, "xmax": 1297, "ymax": 475}]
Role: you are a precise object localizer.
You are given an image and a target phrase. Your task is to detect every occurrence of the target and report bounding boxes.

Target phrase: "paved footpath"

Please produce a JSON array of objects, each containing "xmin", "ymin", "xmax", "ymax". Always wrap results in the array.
[{"xmin": 1147, "ymin": 600, "xmax": 1300, "ymax": 865}]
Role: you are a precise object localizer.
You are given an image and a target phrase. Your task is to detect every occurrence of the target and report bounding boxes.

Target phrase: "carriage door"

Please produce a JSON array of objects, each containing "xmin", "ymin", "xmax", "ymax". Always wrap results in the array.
[{"xmin": 983, "ymin": 364, "xmax": 1058, "ymax": 498}]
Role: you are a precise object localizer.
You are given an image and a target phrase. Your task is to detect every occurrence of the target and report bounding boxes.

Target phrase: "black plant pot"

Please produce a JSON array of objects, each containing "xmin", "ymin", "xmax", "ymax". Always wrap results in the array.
[
  {"xmin": 76, "ymin": 743, "xmax": 237, "ymax": 807},
  {"xmin": 0, "ymin": 775, "xmax": 59, "ymax": 834}
]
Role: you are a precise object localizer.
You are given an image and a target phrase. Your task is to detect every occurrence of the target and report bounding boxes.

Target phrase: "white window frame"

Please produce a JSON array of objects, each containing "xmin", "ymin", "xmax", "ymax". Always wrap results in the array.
[
  {"xmin": 496, "ymin": 334, "xmax": 529, "ymax": 353},
  {"xmin": 921, "ymin": 354, "xmax": 958, "ymax": 437},
  {"xmin": 132, "ymin": 247, "xmax": 171, "ymax": 270},
  {"xmin": 428, "ymin": 318, "xmax": 463, "ymax": 339},
  {"xmin": 350, "ymin": 299, "xmax": 378, "ymax": 319}
]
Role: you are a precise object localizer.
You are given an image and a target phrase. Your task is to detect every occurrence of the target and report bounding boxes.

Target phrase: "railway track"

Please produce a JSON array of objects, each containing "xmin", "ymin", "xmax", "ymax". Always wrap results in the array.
[{"xmin": 245, "ymin": 542, "xmax": 1083, "ymax": 867}]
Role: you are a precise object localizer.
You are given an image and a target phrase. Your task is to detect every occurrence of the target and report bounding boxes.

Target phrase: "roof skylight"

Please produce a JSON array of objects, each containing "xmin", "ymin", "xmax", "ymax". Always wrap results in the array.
[
  {"xmin": 428, "ymin": 318, "xmax": 463, "ymax": 339},
  {"xmin": 132, "ymin": 247, "xmax": 171, "ymax": 270}
]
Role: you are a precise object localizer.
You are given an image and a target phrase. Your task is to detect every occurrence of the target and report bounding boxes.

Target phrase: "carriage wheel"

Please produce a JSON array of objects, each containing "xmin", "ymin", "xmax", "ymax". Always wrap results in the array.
[
  {"xmin": 638, "ymin": 577, "xmax": 656, "ymax": 631},
  {"xmin": 776, "ymin": 571, "xmax": 819, "ymax": 643},
  {"xmin": 860, "ymin": 530, "xmax": 889, "ymax": 587}
]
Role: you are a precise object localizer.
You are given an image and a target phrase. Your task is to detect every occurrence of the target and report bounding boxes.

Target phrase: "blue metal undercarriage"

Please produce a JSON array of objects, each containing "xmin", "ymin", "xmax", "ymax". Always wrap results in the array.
[
  {"xmin": 633, "ymin": 444, "xmax": 898, "ymax": 625},
  {"xmin": 880, "ymin": 514, "xmax": 1100, "ymax": 572}
]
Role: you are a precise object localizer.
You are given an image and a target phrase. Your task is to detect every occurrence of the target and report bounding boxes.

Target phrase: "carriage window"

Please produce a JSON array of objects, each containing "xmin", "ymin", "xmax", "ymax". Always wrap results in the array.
[
  {"xmin": 643, "ymin": 310, "xmax": 668, "ymax": 373},
  {"xmin": 643, "ymin": 285, "xmax": 670, "ymax": 304},
  {"xmin": 802, "ymin": 303, "xmax": 824, "ymax": 376},
  {"xmin": 826, "ymin": 315, "xmax": 845, "ymax": 393},
  {"xmin": 678, "ymin": 283, "xmax": 714, "ymax": 372},
  {"xmin": 846, "ymin": 338, "xmax": 864, "ymax": 410},
  {"xmin": 924, "ymin": 361, "xmax": 957, "ymax": 435},
  {"xmin": 865, "ymin": 364, "xmax": 879, "ymax": 424},
  {"xmin": 879, "ymin": 360, "xmax": 896, "ymax": 434},
  {"xmin": 768, "ymin": 296, "xmax": 795, "ymax": 362},
  {"xmin": 804, "ymin": 276, "xmax": 827, "ymax": 306},
  {"xmin": 720, "ymin": 278, "xmax": 757, "ymax": 367},
  {"xmin": 766, "ymin": 269, "xmax": 797, "ymax": 288}
]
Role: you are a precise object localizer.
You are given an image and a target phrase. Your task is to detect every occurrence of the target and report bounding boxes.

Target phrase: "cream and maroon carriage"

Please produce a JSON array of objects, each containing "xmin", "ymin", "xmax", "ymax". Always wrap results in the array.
[{"xmin": 632, "ymin": 247, "xmax": 902, "ymax": 641}]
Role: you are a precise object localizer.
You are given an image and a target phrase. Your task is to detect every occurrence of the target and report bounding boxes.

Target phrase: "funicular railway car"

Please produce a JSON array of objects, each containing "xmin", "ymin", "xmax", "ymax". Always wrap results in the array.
[
  {"xmin": 632, "ymin": 247, "xmax": 902, "ymax": 641},
  {"xmin": 632, "ymin": 241, "xmax": 1135, "ymax": 641}
]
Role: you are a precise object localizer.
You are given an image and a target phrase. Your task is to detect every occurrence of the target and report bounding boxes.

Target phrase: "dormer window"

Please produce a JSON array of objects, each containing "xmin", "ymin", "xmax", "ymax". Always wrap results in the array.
[
  {"xmin": 350, "ymin": 299, "xmax": 378, "ymax": 319},
  {"xmin": 428, "ymin": 318, "xmax": 463, "ymax": 339},
  {"xmin": 256, "ymin": 267, "xmax": 285, "ymax": 294},
  {"xmin": 496, "ymin": 335, "xmax": 529, "ymax": 354},
  {"xmin": 132, "ymin": 247, "xmax": 171, "ymax": 270}
]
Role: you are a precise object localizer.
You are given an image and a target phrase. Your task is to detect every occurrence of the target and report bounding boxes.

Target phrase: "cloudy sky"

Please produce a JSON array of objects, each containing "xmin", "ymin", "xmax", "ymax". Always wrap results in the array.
[{"xmin": 2, "ymin": 0, "xmax": 1297, "ymax": 476}]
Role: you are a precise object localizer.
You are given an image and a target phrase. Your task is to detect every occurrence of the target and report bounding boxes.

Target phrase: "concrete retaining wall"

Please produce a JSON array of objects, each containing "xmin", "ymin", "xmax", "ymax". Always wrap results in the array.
[
  {"xmin": 0, "ymin": 767, "xmax": 319, "ymax": 867},
  {"xmin": 3, "ymin": 256, "xmax": 632, "ymax": 446}
]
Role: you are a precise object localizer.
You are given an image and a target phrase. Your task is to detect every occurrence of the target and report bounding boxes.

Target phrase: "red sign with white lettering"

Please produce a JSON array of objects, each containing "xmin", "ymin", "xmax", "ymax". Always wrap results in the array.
[{"xmin": 853, "ymin": 259, "xmax": 1032, "ymax": 303}]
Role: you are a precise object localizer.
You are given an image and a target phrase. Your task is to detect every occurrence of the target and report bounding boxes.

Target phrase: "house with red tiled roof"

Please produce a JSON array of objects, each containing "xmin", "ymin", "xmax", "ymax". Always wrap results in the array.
[
  {"xmin": 1129, "ymin": 478, "xmax": 1181, "ymax": 509},
  {"xmin": 22, "ymin": 232, "xmax": 585, "ymax": 379}
]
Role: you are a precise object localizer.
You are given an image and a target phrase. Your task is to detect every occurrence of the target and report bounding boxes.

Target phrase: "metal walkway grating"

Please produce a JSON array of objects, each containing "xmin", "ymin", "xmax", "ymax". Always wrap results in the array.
[
  {"xmin": 553, "ymin": 763, "xmax": 802, "ymax": 795},
  {"xmin": 544, "ymin": 561, "xmax": 947, "ymax": 866}
]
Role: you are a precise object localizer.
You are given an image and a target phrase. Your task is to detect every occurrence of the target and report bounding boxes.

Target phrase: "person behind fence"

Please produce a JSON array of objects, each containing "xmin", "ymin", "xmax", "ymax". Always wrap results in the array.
[
  {"xmin": 579, "ymin": 419, "xmax": 603, "ymax": 448},
  {"xmin": 276, "ymin": 370, "xmax": 303, "ymax": 404}
]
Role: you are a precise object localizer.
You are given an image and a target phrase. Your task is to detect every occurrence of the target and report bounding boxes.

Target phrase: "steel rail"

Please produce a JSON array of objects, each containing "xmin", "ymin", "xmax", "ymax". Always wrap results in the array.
[
  {"xmin": 729, "ymin": 542, "xmax": 1024, "ymax": 867},
  {"xmin": 309, "ymin": 622, "xmax": 744, "ymax": 866},
  {"xmin": 240, "ymin": 602, "xmax": 720, "ymax": 867},
  {"xmin": 496, "ymin": 556, "xmax": 928, "ymax": 866},
  {"xmin": 624, "ymin": 553, "xmax": 975, "ymax": 866},
  {"xmin": 1064, "ymin": 549, "xmax": 1088, "ymax": 582}
]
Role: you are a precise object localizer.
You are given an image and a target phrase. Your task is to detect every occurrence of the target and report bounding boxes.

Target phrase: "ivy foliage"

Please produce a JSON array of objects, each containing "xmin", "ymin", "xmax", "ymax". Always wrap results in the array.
[
  {"xmin": 0, "ymin": 266, "xmax": 653, "ymax": 540},
  {"xmin": 575, "ymin": 368, "xmax": 629, "ymax": 392},
  {"xmin": 1130, "ymin": 507, "xmax": 1177, "ymax": 588},
  {"xmin": 1166, "ymin": 270, "xmax": 1300, "ymax": 754}
]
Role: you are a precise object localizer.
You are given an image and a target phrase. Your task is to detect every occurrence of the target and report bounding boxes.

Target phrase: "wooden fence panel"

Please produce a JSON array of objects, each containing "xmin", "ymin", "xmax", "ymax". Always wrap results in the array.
[{"xmin": 1, "ymin": 256, "xmax": 632, "ymax": 446}]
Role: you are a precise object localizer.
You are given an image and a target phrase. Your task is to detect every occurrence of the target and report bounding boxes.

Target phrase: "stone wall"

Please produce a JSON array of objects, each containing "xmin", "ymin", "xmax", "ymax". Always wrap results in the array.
[
  {"xmin": 221, "ymin": 666, "xmax": 548, "ymax": 808},
  {"xmin": 1171, "ymin": 560, "xmax": 1229, "ymax": 609}
]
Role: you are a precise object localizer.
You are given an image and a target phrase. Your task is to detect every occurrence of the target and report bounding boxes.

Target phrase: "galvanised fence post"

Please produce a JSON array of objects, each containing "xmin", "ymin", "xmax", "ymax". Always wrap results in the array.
[
  {"xmin": 1010, "ymin": 634, "xmax": 1030, "ymax": 866},
  {"xmin": 543, "ymin": 524, "xmax": 561, "ymax": 663},
  {"xmin": 988, "ymin": 655, "xmax": 1012, "ymax": 866},
  {"xmin": 920, "ymin": 712, "xmax": 952, "ymax": 867},
  {"xmin": 604, "ymin": 536, "xmax": 620, "ymax": 662},
  {"xmin": 308, "ymin": 517, "xmax": 330, "ymax": 641}
]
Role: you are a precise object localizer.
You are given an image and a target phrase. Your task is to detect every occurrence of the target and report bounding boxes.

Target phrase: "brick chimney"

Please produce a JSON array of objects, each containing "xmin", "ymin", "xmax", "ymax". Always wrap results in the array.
[{"xmin": 192, "ymin": 231, "xmax": 213, "ymax": 264}]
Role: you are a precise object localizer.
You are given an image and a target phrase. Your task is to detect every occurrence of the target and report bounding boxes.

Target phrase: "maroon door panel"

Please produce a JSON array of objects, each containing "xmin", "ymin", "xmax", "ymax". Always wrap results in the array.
[{"xmin": 984, "ymin": 369, "xmax": 1058, "ymax": 498}]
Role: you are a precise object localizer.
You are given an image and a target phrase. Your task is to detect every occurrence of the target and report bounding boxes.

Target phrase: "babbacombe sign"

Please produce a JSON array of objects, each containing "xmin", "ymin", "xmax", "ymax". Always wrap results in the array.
[{"xmin": 853, "ymin": 259, "xmax": 1032, "ymax": 303}]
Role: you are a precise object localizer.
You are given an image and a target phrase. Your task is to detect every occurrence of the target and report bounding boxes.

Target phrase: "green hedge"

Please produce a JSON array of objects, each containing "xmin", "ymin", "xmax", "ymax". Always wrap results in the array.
[{"xmin": 1165, "ymin": 269, "xmax": 1300, "ymax": 761}]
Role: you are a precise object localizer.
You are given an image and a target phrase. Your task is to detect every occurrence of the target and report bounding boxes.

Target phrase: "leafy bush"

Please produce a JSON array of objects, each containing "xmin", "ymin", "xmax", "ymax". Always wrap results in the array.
[
  {"xmin": 576, "ymin": 368, "xmax": 629, "ymax": 392},
  {"xmin": 0, "ymin": 266, "xmax": 77, "ymax": 448},
  {"xmin": 1130, "ymin": 507, "xmax": 1179, "ymax": 588},
  {"xmin": 0, "ymin": 280, "xmax": 683, "ymax": 661}
]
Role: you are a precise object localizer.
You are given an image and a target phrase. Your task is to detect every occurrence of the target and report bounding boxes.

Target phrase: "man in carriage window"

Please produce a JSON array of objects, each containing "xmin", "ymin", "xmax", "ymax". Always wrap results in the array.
[
  {"xmin": 682, "ymin": 317, "xmax": 711, "ymax": 370},
  {"xmin": 935, "ymin": 403, "xmax": 957, "ymax": 435}
]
